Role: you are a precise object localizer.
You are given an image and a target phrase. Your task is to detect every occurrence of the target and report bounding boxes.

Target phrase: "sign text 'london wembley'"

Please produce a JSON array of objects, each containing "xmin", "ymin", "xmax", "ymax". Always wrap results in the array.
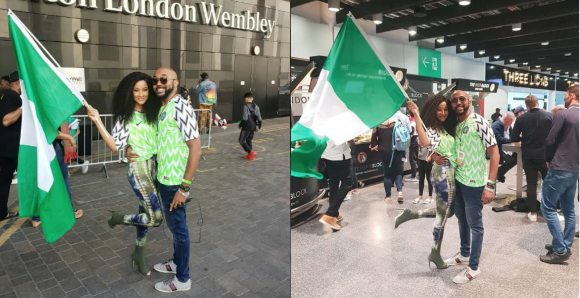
[{"xmin": 42, "ymin": 0, "xmax": 277, "ymax": 38}]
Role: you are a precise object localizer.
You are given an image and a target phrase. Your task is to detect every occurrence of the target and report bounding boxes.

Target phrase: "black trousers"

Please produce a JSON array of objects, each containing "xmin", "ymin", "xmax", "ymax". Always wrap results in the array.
[
  {"xmin": 409, "ymin": 137, "xmax": 419, "ymax": 177},
  {"xmin": 418, "ymin": 159, "xmax": 433, "ymax": 196},
  {"xmin": 0, "ymin": 157, "xmax": 18, "ymax": 219},
  {"xmin": 497, "ymin": 153, "xmax": 517, "ymax": 182},
  {"xmin": 239, "ymin": 129, "xmax": 255, "ymax": 153},
  {"xmin": 323, "ymin": 158, "xmax": 353, "ymax": 217},
  {"xmin": 523, "ymin": 158, "xmax": 548, "ymax": 213}
]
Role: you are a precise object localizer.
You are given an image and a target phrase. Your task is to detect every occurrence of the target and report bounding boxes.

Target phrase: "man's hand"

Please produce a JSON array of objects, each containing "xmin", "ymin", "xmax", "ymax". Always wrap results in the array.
[
  {"xmin": 432, "ymin": 154, "xmax": 445, "ymax": 165},
  {"xmin": 481, "ymin": 189, "xmax": 494, "ymax": 204},
  {"xmin": 125, "ymin": 146, "xmax": 140, "ymax": 163},
  {"xmin": 169, "ymin": 191, "xmax": 187, "ymax": 211}
]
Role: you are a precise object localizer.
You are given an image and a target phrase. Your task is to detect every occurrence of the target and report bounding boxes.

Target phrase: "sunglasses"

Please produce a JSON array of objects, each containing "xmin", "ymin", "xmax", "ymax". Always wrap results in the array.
[{"xmin": 152, "ymin": 77, "xmax": 175, "ymax": 85}]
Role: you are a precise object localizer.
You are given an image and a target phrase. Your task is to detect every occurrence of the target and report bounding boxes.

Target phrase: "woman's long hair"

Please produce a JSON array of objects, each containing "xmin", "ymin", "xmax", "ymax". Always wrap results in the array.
[
  {"xmin": 112, "ymin": 72, "xmax": 160, "ymax": 124},
  {"xmin": 420, "ymin": 94, "xmax": 457, "ymax": 137}
]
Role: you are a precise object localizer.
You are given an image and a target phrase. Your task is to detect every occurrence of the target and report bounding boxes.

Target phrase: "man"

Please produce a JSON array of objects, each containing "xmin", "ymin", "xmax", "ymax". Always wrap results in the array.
[
  {"xmin": 491, "ymin": 108, "xmax": 502, "ymax": 122},
  {"xmin": 0, "ymin": 76, "xmax": 10, "ymax": 91},
  {"xmin": 492, "ymin": 112, "xmax": 516, "ymax": 183},
  {"xmin": 512, "ymin": 105, "xmax": 525, "ymax": 118},
  {"xmin": 444, "ymin": 90, "xmax": 499, "ymax": 284},
  {"xmin": 551, "ymin": 104, "xmax": 565, "ymax": 114},
  {"xmin": 510, "ymin": 95, "xmax": 552, "ymax": 222},
  {"xmin": 151, "ymin": 67, "xmax": 202, "ymax": 292},
  {"xmin": 195, "ymin": 72, "xmax": 217, "ymax": 134},
  {"xmin": 319, "ymin": 140, "xmax": 353, "ymax": 230},
  {"xmin": 539, "ymin": 85, "xmax": 579, "ymax": 264},
  {"xmin": 0, "ymin": 71, "xmax": 22, "ymax": 221}
]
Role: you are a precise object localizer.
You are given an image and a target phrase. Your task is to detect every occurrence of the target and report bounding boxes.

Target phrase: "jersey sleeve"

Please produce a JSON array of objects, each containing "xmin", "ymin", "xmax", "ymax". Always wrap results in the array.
[
  {"xmin": 111, "ymin": 119, "xmax": 129, "ymax": 151},
  {"xmin": 474, "ymin": 114, "xmax": 497, "ymax": 148},
  {"xmin": 174, "ymin": 97, "xmax": 199, "ymax": 141}
]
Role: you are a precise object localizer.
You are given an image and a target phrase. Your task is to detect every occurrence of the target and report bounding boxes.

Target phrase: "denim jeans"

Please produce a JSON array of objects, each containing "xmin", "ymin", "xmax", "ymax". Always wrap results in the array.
[
  {"xmin": 158, "ymin": 183, "xmax": 190, "ymax": 282},
  {"xmin": 381, "ymin": 151, "xmax": 404, "ymax": 197},
  {"xmin": 454, "ymin": 180, "xmax": 484, "ymax": 270},
  {"xmin": 540, "ymin": 169, "xmax": 579, "ymax": 254}
]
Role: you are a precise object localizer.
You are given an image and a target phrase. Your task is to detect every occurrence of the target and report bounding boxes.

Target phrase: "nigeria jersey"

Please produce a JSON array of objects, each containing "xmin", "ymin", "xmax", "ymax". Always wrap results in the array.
[
  {"xmin": 111, "ymin": 112, "xmax": 157, "ymax": 161},
  {"xmin": 454, "ymin": 113, "xmax": 497, "ymax": 187},
  {"xmin": 157, "ymin": 95, "xmax": 199, "ymax": 185},
  {"xmin": 426, "ymin": 127, "xmax": 456, "ymax": 167}
]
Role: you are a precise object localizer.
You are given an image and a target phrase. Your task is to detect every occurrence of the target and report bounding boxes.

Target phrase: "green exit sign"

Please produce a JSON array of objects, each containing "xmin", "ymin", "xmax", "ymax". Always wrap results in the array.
[{"xmin": 418, "ymin": 48, "xmax": 441, "ymax": 78}]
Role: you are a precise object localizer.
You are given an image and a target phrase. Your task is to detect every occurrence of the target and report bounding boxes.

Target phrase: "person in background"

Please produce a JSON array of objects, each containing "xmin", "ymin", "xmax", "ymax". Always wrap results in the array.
[
  {"xmin": 319, "ymin": 140, "xmax": 353, "ymax": 231},
  {"xmin": 413, "ymin": 144, "xmax": 433, "ymax": 204},
  {"xmin": 510, "ymin": 95, "xmax": 552, "ymax": 222},
  {"xmin": 195, "ymin": 72, "xmax": 217, "ymax": 134},
  {"xmin": 64, "ymin": 116, "xmax": 89, "ymax": 174},
  {"xmin": 0, "ymin": 76, "xmax": 10, "ymax": 91},
  {"xmin": 540, "ymin": 85, "xmax": 578, "ymax": 264},
  {"xmin": 551, "ymin": 104, "xmax": 565, "ymax": 114},
  {"xmin": 406, "ymin": 114, "xmax": 419, "ymax": 183},
  {"xmin": 238, "ymin": 92, "xmax": 262, "ymax": 161},
  {"xmin": 492, "ymin": 112, "xmax": 516, "ymax": 183},
  {"xmin": 491, "ymin": 108, "xmax": 502, "ymax": 123},
  {"xmin": 512, "ymin": 105, "xmax": 526, "ymax": 118}
]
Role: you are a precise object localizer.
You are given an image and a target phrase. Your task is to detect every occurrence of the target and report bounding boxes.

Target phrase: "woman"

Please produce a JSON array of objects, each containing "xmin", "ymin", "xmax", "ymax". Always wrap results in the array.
[
  {"xmin": 86, "ymin": 72, "xmax": 162, "ymax": 276},
  {"xmin": 394, "ymin": 95, "xmax": 457, "ymax": 269}
]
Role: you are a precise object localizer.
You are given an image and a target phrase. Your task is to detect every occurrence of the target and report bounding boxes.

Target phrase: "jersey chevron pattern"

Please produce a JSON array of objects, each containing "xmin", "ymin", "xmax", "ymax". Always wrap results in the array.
[
  {"xmin": 112, "ymin": 119, "xmax": 129, "ymax": 150},
  {"xmin": 157, "ymin": 95, "xmax": 199, "ymax": 185}
]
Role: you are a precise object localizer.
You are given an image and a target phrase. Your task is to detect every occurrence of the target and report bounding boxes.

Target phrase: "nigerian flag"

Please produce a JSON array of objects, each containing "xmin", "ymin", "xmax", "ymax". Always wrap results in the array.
[
  {"xmin": 291, "ymin": 15, "xmax": 407, "ymax": 179},
  {"xmin": 8, "ymin": 10, "xmax": 84, "ymax": 243}
]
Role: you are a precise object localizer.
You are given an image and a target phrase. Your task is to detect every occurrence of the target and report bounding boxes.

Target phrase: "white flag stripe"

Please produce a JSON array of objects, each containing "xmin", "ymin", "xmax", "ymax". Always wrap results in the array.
[
  {"xmin": 20, "ymin": 87, "xmax": 55, "ymax": 192},
  {"xmin": 8, "ymin": 10, "xmax": 85, "ymax": 106},
  {"xmin": 299, "ymin": 69, "xmax": 370, "ymax": 144}
]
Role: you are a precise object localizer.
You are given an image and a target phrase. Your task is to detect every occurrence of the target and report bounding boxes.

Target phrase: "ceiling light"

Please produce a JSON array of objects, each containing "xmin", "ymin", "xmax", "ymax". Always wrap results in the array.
[
  {"xmin": 535, "ymin": 65, "xmax": 541, "ymax": 68},
  {"xmin": 512, "ymin": 23, "xmax": 522, "ymax": 31},
  {"xmin": 459, "ymin": 44, "xmax": 467, "ymax": 50},
  {"xmin": 436, "ymin": 36, "xmax": 445, "ymax": 44},
  {"xmin": 565, "ymin": 71, "xmax": 569, "ymax": 74},
  {"xmin": 493, "ymin": 55, "xmax": 500, "ymax": 59},
  {"xmin": 413, "ymin": 7, "xmax": 427, "ymax": 18},
  {"xmin": 458, "ymin": 0, "xmax": 471, "ymax": 6},
  {"xmin": 575, "ymin": 73, "xmax": 579, "ymax": 76},
  {"xmin": 328, "ymin": 0, "xmax": 340, "ymax": 12},
  {"xmin": 489, "ymin": 65, "xmax": 495, "ymax": 69},
  {"xmin": 509, "ymin": 59, "xmax": 516, "ymax": 63},
  {"xmin": 408, "ymin": 26, "xmax": 417, "ymax": 36},
  {"xmin": 564, "ymin": 53, "xmax": 572, "ymax": 56},
  {"xmin": 478, "ymin": 50, "xmax": 486, "ymax": 55},
  {"xmin": 556, "ymin": 69, "xmax": 561, "ymax": 72},
  {"xmin": 541, "ymin": 41, "xmax": 549, "ymax": 46},
  {"xmin": 549, "ymin": 77, "xmax": 554, "ymax": 80},
  {"xmin": 546, "ymin": 67, "xmax": 551, "ymax": 71},
  {"xmin": 522, "ymin": 62, "xmax": 528, "ymax": 65},
  {"xmin": 372, "ymin": 14, "xmax": 383, "ymax": 25}
]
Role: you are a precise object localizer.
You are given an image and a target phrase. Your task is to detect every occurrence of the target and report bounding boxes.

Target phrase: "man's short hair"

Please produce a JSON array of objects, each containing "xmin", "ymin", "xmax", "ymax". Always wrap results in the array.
[
  {"xmin": 200, "ymin": 72, "xmax": 209, "ymax": 79},
  {"xmin": 496, "ymin": 108, "xmax": 500, "ymax": 112},
  {"xmin": 524, "ymin": 95, "xmax": 538, "ymax": 108},
  {"xmin": 0, "ymin": 75, "xmax": 9, "ymax": 82},
  {"xmin": 244, "ymin": 92, "xmax": 253, "ymax": 98},
  {"xmin": 567, "ymin": 85, "xmax": 578, "ymax": 99},
  {"xmin": 8, "ymin": 71, "xmax": 19, "ymax": 83},
  {"xmin": 513, "ymin": 105, "xmax": 525, "ymax": 116}
]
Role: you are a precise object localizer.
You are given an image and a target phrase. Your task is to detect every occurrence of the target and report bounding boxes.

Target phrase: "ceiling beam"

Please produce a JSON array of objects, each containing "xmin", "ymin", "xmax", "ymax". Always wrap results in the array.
[
  {"xmin": 336, "ymin": 0, "xmax": 433, "ymax": 24},
  {"xmin": 470, "ymin": 39, "xmax": 579, "ymax": 58},
  {"xmin": 290, "ymin": 0, "xmax": 317, "ymax": 8},
  {"xmin": 460, "ymin": 29, "xmax": 578, "ymax": 54},
  {"xmin": 491, "ymin": 52, "xmax": 579, "ymax": 63},
  {"xmin": 408, "ymin": 0, "xmax": 578, "ymax": 41},
  {"xmin": 435, "ymin": 15, "xmax": 579, "ymax": 48},
  {"xmin": 377, "ymin": 0, "xmax": 536, "ymax": 32}
]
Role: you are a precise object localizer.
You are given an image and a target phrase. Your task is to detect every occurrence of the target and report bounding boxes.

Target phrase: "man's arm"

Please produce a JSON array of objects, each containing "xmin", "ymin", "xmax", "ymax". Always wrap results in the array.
[
  {"xmin": 509, "ymin": 119, "xmax": 522, "ymax": 142},
  {"xmin": 545, "ymin": 113, "xmax": 564, "ymax": 163},
  {"xmin": 492, "ymin": 122, "xmax": 511, "ymax": 144},
  {"xmin": 2, "ymin": 107, "xmax": 22, "ymax": 127},
  {"xmin": 482, "ymin": 144, "xmax": 499, "ymax": 204}
]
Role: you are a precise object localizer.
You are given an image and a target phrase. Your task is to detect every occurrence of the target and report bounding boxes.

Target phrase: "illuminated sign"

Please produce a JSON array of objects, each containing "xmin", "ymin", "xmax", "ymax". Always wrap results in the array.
[
  {"xmin": 452, "ymin": 79, "xmax": 497, "ymax": 93},
  {"xmin": 486, "ymin": 64, "xmax": 555, "ymax": 90}
]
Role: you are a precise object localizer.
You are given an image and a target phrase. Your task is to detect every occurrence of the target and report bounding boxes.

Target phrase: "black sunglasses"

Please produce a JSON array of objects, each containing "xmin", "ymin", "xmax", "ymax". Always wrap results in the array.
[{"xmin": 152, "ymin": 77, "xmax": 175, "ymax": 85}]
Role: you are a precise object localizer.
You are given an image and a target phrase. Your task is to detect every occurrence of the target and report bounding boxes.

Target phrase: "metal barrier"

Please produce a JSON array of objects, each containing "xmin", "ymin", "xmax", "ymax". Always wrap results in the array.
[{"xmin": 66, "ymin": 109, "xmax": 213, "ymax": 177}]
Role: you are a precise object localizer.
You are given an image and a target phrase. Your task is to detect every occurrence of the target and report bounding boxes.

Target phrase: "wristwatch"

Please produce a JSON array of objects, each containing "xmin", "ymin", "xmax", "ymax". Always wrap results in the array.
[{"xmin": 179, "ymin": 184, "xmax": 191, "ymax": 192}]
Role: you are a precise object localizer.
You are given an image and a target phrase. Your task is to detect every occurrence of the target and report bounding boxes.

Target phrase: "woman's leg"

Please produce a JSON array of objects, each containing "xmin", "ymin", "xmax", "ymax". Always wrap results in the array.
[{"xmin": 428, "ymin": 164, "xmax": 455, "ymax": 269}]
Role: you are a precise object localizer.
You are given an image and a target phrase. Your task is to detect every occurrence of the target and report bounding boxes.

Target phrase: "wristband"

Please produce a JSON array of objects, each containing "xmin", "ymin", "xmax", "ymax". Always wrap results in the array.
[
  {"xmin": 487, "ymin": 179, "xmax": 496, "ymax": 185},
  {"xmin": 182, "ymin": 178, "xmax": 192, "ymax": 185},
  {"xmin": 485, "ymin": 186, "xmax": 495, "ymax": 193},
  {"xmin": 177, "ymin": 189, "xmax": 190, "ymax": 197}
]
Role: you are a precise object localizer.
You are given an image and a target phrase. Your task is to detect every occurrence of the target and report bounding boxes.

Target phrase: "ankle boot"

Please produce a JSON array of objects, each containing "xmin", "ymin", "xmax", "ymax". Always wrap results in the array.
[
  {"xmin": 428, "ymin": 246, "xmax": 448, "ymax": 269},
  {"xmin": 107, "ymin": 211, "xmax": 125, "ymax": 229},
  {"xmin": 248, "ymin": 151, "xmax": 256, "ymax": 160},
  {"xmin": 132, "ymin": 246, "xmax": 151, "ymax": 276},
  {"xmin": 394, "ymin": 209, "xmax": 418, "ymax": 229}
]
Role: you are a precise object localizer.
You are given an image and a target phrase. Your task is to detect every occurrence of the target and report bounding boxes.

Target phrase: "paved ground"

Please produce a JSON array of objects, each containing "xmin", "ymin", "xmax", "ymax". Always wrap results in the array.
[
  {"xmin": 0, "ymin": 117, "xmax": 290, "ymax": 298},
  {"xmin": 292, "ymin": 164, "xmax": 579, "ymax": 297}
]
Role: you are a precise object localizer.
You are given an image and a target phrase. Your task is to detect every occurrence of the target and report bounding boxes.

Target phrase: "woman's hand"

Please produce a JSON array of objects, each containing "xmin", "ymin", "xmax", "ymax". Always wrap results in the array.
[
  {"xmin": 86, "ymin": 105, "xmax": 100, "ymax": 121},
  {"xmin": 407, "ymin": 100, "xmax": 419, "ymax": 117}
]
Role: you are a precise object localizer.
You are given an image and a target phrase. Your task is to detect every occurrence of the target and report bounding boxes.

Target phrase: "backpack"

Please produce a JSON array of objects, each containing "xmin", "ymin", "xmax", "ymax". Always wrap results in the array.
[{"xmin": 388, "ymin": 120, "xmax": 411, "ymax": 167}]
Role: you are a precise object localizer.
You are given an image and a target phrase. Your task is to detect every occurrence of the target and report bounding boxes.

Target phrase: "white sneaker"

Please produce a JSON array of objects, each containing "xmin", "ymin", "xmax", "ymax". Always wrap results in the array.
[
  {"xmin": 153, "ymin": 260, "xmax": 177, "ymax": 274},
  {"xmin": 154, "ymin": 276, "xmax": 191, "ymax": 293},
  {"xmin": 445, "ymin": 252, "xmax": 469, "ymax": 266},
  {"xmin": 81, "ymin": 161, "xmax": 89, "ymax": 174},
  {"xmin": 422, "ymin": 196, "xmax": 433, "ymax": 204},
  {"xmin": 405, "ymin": 177, "xmax": 419, "ymax": 182},
  {"xmin": 344, "ymin": 194, "xmax": 352, "ymax": 201},
  {"xmin": 412, "ymin": 196, "xmax": 423, "ymax": 204},
  {"xmin": 527, "ymin": 212, "xmax": 538, "ymax": 222},
  {"xmin": 453, "ymin": 267, "xmax": 481, "ymax": 284}
]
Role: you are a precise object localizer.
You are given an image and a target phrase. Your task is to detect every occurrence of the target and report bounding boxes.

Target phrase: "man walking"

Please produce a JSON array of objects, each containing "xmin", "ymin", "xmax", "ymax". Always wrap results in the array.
[
  {"xmin": 540, "ymin": 85, "xmax": 579, "ymax": 264},
  {"xmin": 510, "ymin": 95, "xmax": 552, "ymax": 222},
  {"xmin": 444, "ymin": 90, "xmax": 499, "ymax": 284},
  {"xmin": 195, "ymin": 72, "xmax": 217, "ymax": 134},
  {"xmin": 0, "ymin": 71, "xmax": 22, "ymax": 221},
  {"xmin": 152, "ymin": 67, "xmax": 202, "ymax": 292}
]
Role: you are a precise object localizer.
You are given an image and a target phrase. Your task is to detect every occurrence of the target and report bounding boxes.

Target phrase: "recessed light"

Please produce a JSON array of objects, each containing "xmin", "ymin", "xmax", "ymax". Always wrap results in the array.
[
  {"xmin": 556, "ymin": 69, "xmax": 561, "ymax": 72},
  {"xmin": 458, "ymin": 0, "xmax": 471, "ymax": 6},
  {"xmin": 575, "ymin": 73, "xmax": 579, "ymax": 76},
  {"xmin": 436, "ymin": 37, "xmax": 444, "ymax": 43},
  {"xmin": 546, "ymin": 68, "xmax": 551, "ymax": 71},
  {"xmin": 535, "ymin": 65, "xmax": 541, "ymax": 68},
  {"xmin": 489, "ymin": 65, "xmax": 495, "ymax": 69},
  {"xmin": 373, "ymin": 14, "xmax": 383, "ymax": 25},
  {"xmin": 328, "ymin": 0, "xmax": 340, "ymax": 12},
  {"xmin": 522, "ymin": 62, "xmax": 528, "ymax": 65},
  {"xmin": 408, "ymin": 26, "xmax": 417, "ymax": 36},
  {"xmin": 564, "ymin": 53, "xmax": 572, "ymax": 56},
  {"xmin": 541, "ymin": 41, "xmax": 549, "ymax": 46},
  {"xmin": 459, "ymin": 44, "xmax": 467, "ymax": 50},
  {"xmin": 509, "ymin": 59, "xmax": 516, "ymax": 63},
  {"xmin": 493, "ymin": 55, "xmax": 500, "ymax": 59},
  {"xmin": 478, "ymin": 50, "xmax": 486, "ymax": 55},
  {"xmin": 512, "ymin": 23, "xmax": 522, "ymax": 31},
  {"xmin": 565, "ymin": 71, "xmax": 569, "ymax": 74}
]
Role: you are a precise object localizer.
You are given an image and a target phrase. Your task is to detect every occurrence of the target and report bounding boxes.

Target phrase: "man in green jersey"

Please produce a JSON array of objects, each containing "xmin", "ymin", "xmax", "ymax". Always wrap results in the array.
[
  {"xmin": 444, "ymin": 90, "xmax": 499, "ymax": 284},
  {"xmin": 150, "ymin": 67, "xmax": 202, "ymax": 293}
]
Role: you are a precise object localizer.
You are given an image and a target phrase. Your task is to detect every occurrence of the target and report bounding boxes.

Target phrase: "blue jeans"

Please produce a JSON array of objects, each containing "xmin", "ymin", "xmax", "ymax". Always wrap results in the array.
[
  {"xmin": 381, "ymin": 151, "xmax": 404, "ymax": 197},
  {"xmin": 454, "ymin": 180, "xmax": 484, "ymax": 270},
  {"xmin": 158, "ymin": 183, "xmax": 190, "ymax": 282},
  {"xmin": 540, "ymin": 169, "xmax": 578, "ymax": 254}
]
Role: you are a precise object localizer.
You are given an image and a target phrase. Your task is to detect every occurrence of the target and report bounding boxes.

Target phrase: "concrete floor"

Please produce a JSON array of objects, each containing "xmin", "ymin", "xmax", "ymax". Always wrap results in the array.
[{"xmin": 291, "ymin": 167, "xmax": 579, "ymax": 298}]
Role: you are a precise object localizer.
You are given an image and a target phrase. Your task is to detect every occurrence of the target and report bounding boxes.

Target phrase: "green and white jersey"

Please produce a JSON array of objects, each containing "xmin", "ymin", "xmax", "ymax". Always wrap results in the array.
[
  {"xmin": 454, "ymin": 113, "xmax": 497, "ymax": 187},
  {"xmin": 112, "ymin": 112, "xmax": 157, "ymax": 161},
  {"xmin": 157, "ymin": 95, "xmax": 199, "ymax": 185},
  {"xmin": 426, "ymin": 127, "xmax": 456, "ymax": 167}
]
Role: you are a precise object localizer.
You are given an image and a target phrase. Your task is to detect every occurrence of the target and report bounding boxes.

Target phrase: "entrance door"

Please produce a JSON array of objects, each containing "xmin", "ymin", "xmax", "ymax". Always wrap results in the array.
[
  {"xmin": 233, "ymin": 55, "xmax": 253, "ymax": 122},
  {"xmin": 266, "ymin": 58, "xmax": 281, "ymax": 119}
]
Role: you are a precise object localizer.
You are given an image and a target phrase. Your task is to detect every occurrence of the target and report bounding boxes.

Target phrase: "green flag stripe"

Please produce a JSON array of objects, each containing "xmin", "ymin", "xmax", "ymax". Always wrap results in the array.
[{"xmin": 290, "ymin": 122, "xmax": 328, "ymax": 179}]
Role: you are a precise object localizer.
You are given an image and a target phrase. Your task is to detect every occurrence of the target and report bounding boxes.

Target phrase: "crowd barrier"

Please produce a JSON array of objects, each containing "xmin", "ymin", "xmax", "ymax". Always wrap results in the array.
[{"xmin": 67, "ymin": 109, "xmax": 212, "ymax": 178}]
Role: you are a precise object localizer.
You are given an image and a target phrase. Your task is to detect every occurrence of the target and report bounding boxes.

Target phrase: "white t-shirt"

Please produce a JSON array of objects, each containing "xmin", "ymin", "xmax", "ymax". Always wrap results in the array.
[{"xmin": 321, "ymin": 140, "xmax": 351, "ymax": 161}]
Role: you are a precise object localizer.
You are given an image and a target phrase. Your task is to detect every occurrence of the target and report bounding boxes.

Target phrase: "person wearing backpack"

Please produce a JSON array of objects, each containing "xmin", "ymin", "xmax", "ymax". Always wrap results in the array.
[
  {"xmin": 370, "ymin": 110, "xmax": 411, "ymax": 203},
  {"xmin": 239, "ymin": 92, "xmax": 262, "ymax": 160}
]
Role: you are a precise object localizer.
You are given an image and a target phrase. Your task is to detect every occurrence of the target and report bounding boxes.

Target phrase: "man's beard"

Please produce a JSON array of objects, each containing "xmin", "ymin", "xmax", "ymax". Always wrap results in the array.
[{"xmin": 156, "ymin": 85, "xmax": 174, "ymax": 100}]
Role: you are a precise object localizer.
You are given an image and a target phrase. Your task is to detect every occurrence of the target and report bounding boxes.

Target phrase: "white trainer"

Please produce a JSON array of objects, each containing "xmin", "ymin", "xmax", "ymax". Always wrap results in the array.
[
  {"xmin": 412, "ymin": 196, "xmax": 423, "ymax": 204},
  {"xmin": 527, "ymin": 212, "xmax": 538, "ymax": 222},
  {"xmin": 453, "ymin": 267, "xmax": 481, "ymax": 284},
  {"xmin": 445, "ymin": 252, "xmax": 469, "ymax": 266},
  {"xmin": 154, "ymin": 276, "xmax": 191, "ymax": 293},
  {"xmin": 153, "ymin": 259, "xmax": 177, "ymax": 274},
  {"xmin": 81, "ymin": 161, "xmax": 89, "ymax": 174}
]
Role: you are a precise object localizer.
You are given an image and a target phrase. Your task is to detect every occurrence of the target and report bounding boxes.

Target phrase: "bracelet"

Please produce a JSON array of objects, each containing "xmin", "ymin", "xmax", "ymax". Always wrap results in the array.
[
  {"xmin": 182, "ymin": 178, "xmax": 192, "ymax": 185},
  {"xmin": 485, "ymin": 186, "xmax": 495, "ymax": 193},
  {"xmin": 177, "ymin": 189, "xmax": 190, "ymax": 197},
  {"xmin": 487, "ymin": 179, "xmax": 496, "ymax": 185}
]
